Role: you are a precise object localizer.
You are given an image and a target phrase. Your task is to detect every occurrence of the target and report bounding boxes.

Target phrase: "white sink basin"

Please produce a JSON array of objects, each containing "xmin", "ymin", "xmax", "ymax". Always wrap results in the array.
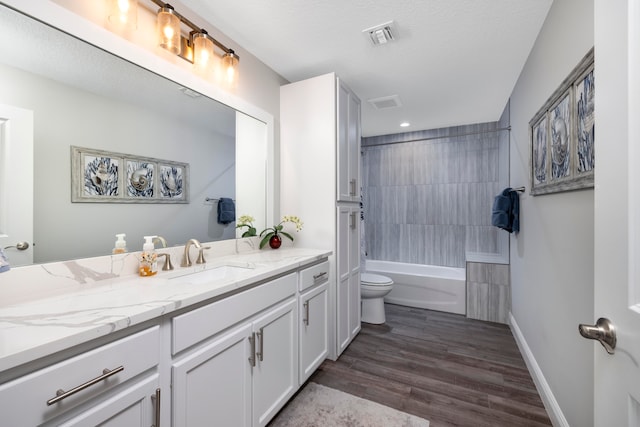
[{"xmin": 169, "ymin": 265, "xmax": 253, "ymax": 285}]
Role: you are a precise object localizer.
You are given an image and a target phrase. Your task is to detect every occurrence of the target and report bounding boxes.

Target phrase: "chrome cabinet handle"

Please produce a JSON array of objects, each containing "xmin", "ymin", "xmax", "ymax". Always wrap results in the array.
[
  {"xmin": 350, "ymin": 178, "xmax": 356, "ymax": 196},
  {"xmin": 579, "ymin": 317, "xmax": 617, "ymax": 354},
  {"xmin": 313, "ymin": 271, "xmax": 327, "ymax": 281},
  {"xmin": 248, "ymin": 333, "xmax": 256, "ymax": 367},
  {"xmin": 256, "ymin": 328, "xmax": 264, "ymax": 362},
  {"xmin": 46, "ymin": 366, "xmax": 124, "ymax": 405},
  {"xmin": 152, "ymin": 388, "xmax": 161, "ymax": 427},
  {"xmin": 303, "ymin": 301, "xmax": 310, "ymax": 326},
  {"xmin": 350, "ymin": 212, "xmax": 356, "ymax": 229}
]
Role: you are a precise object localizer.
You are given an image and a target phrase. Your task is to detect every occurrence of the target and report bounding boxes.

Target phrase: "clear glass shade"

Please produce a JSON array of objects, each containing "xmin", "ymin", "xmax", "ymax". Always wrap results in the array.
[
  {"xmin": 108, "ymin": 0, "xmax": 138, "ymax": 28},
  {"xmin": 157, "ymin": 7, "xmax": 181, "ymax": 55},
  {"xmin": 193, "ymin": 33, "xmax": 215, "ymax": 75},
  {"xmin": 221, "ymin": 50, "xmax": 239, "ymax": 88}
]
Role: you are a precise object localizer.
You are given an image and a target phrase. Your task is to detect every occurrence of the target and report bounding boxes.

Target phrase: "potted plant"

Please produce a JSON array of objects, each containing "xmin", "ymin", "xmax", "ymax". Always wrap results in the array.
[{"xmin": 259, "ymin": 215, "xmax": 303, "ymax": 249}]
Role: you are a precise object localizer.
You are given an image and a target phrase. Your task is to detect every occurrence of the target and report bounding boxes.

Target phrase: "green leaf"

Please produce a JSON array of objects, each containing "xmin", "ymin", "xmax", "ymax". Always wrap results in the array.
[
  {"xmin": 275, "ymin": 224, "xmax": 284, "ymax": 231},
  {"xmin": 259, "ymin": 232, "xmax": 274, "ymax": 249},
  {"xmin": 280, "ymin": 231, "xmax": 294, "ymax": 241}
]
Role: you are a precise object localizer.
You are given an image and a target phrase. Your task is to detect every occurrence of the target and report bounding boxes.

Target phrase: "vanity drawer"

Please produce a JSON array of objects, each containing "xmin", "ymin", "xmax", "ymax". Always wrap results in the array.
[
  {"xmin": 0, "ymin": 325, "xmax": 160, "ymax": 426},
  {"xmin": 299, "ymin": 260, "xmax": 330, "ymax": 292},
  {"xmin": 172, "ymin": 272, "xmax": 297, "ymax": 354}
]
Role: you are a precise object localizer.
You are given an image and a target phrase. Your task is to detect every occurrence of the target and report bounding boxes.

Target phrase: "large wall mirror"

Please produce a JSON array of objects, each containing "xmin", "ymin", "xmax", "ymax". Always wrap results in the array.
[{"xmin": 0, "ymin": 4, "xmax": 268, "ymax": 265}]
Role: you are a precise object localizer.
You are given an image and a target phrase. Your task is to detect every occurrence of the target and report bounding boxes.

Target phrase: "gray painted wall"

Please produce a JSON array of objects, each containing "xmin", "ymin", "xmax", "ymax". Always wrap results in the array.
[
  {"xmin": 509, "ymin": 0, "xmax": 594, "ymax": 425},
  {"xmin": 362, "ymin": 119, "xmax": 509, "ymax": 268}
]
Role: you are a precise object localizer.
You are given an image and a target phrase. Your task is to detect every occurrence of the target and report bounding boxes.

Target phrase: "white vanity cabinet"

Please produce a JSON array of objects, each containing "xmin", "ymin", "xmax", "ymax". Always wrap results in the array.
[
  {"xmin": 298, "ymin": 261, "xmax": 330, "ymax": 384},
  {"xmin": 281, "ymin": 72, "xmax": 362, "ymax": 360},
  {"xmin": 0, "ymin": 326, "xmax": 161, "ymax": 427},
  {"xmin": 171, "ymin": 272, "xmax": 298, "ymax": 427}
]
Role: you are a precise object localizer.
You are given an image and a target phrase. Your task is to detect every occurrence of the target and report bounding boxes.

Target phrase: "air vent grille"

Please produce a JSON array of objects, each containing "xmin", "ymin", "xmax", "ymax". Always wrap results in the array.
[
  {"xmin": 368, "ymin": 95, "xmax": 402, "ymax": 110},
  {"xmin": 362, "ymin": 21, "xmax": 397, "ymax": 46}
]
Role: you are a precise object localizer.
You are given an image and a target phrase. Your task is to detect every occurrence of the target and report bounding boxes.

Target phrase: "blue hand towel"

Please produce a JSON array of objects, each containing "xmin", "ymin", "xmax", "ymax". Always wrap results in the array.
[
  {"xmin": 491, "ymin": 188, "xmax": 520, "ymax": 233},
  {"xmin": 217, "ymin": 197, "xmax": 235, "ymax": 225}
]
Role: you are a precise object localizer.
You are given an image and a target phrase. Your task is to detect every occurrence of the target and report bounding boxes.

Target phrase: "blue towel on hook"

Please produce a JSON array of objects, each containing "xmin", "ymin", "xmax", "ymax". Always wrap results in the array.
[
  {"xmin": 491, "ymin": 188, "xmax": 520, "ymax": 233},
  {"xmin": 217, "ymin": 197, "xmax": 235, "ymax": 225}
]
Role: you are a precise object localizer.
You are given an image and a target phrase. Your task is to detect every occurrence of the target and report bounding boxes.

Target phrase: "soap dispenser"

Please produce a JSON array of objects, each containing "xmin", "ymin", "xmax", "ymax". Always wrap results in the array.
[
  {"xmin": 139, "ymin": 235, "xmax": 158, "ymax": 277},
  {"xmin": 113, "ymin": 233, "xmax": 127, "ymax": 254}
]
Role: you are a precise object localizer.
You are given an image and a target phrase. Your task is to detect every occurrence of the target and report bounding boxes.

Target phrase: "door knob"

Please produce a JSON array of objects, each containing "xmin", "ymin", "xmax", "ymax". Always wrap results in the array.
[
  {"xmin": 3, "ymin": 241, "xmax": 29, "ymax": 250},
  {"xmin": 578, "ymin": 317, "xmax": 616, "ymax": 354}
]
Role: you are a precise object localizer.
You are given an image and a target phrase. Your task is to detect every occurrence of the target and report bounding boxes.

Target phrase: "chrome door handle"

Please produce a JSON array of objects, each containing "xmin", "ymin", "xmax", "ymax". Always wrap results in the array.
[
  {"xmin": 248, "ymin": 333, "xmax": 256, "ymax": 367},
  {"xmin": 579, "ymin": 317, "xmax": 616, "ymax": 354},
  {"xmin": 152, "ymin": 388, "xmax": 161, "ymax": 427},
  {"xmin": 303, "ymin": 301, "xmax": 310, "ymax": 326},
  {"xmin": 4, "ymin": 241, "xmax": 29, "ymax": 250},
  {"xmin": 256, "ymin": 328, "xmax": 264, "ymax": 362}
]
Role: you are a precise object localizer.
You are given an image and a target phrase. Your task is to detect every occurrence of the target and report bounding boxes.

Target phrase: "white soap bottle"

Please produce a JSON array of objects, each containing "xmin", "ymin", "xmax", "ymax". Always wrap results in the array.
[
  {"xmin": 139, "ymin": 235, "xmax": 158, "ymax": 277},
  {"xmin": 113, "ymin": 233, "xmax": 127, "ymax": 254}
]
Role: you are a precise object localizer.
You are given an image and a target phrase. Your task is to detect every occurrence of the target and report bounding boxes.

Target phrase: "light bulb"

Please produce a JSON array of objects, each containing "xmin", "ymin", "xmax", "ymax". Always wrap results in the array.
[{"xmin": 108, "ymin": 0, "xmax": 137, "ymax": 28}]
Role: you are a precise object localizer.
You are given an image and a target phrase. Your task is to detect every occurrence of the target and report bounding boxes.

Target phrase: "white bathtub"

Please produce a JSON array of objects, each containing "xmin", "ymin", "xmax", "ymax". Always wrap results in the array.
[{"xmin": 365, "ymin": 260, "xmax": 466, "ymax": 315}]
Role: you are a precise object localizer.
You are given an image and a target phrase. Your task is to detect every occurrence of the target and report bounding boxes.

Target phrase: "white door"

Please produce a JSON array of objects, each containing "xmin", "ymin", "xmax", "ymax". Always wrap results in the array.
[
  {"xmin": 0, "ymin": 104, "xmax": 33, "ymax": 266},
  {"xmin": 591, "ymin": 1, "xmax": 640, "ymax": 425}
]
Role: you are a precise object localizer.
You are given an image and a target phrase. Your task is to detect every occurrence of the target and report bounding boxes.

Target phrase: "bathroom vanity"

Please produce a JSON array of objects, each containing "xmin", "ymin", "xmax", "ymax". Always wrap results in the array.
[{"xmin": 0, "ymin": 243, "xmax": 330, "ymax": 427}]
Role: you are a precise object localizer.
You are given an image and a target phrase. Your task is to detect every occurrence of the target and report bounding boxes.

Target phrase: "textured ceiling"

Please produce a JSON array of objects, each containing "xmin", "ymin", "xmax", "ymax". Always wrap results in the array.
[{"xmin": 180, "ymin": 0, "xmax": 553, "ymax": 137}]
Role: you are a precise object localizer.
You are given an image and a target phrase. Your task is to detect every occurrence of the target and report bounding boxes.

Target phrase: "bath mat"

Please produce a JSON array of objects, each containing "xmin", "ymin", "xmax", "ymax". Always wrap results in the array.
[{"xmin": 268, "ymin": 382, "xmax": 429, "ymax": 427}]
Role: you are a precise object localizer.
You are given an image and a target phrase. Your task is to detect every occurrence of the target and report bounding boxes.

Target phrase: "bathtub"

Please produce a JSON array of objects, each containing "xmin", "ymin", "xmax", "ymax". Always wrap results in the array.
[{"xmin": 365, "ymin": 260, "xmax": 466, "ymax": 315}]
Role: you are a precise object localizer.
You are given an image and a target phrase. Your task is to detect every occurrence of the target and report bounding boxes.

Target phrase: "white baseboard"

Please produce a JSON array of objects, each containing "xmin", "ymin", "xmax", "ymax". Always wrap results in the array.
[{"xmin": 508, "ymin": 312, "xmax": 569, "ymax": 427}]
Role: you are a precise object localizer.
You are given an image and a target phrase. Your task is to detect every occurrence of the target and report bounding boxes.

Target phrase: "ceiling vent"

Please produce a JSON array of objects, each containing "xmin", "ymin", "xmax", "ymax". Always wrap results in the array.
[
  {"xmin": 368, "ymin": 95, "xmax": 402, "ymax": 110},
  {"xmin": 362, "ymin": 21, "xmax": 397, "ymax": 46}
]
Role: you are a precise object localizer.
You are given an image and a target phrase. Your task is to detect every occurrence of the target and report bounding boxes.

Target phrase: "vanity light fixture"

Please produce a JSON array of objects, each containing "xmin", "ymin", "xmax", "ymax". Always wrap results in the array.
[
  {"xmin": 147, "ymin": 0, "xmax": 240, "ymax": 86},
  {"xmin": 108, "ymin": 0, "xmax": 138, "ymax": 28}
]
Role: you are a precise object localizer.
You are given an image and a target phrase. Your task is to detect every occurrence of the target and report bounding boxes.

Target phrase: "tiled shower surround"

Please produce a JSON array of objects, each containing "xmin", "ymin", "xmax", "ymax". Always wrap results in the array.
[{"xmin": 362, "ymin": 119, "xmax": 509, "ymax": 269}]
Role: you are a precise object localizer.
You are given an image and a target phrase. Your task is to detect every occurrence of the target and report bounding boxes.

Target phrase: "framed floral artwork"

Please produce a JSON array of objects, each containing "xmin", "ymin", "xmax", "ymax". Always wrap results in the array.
[
  {"xmin": 71, "ymin": 146, "xmax": 189, "ymax": 203},
  {"xmin": 529, "ymin": 48, "xmax": 594, "ymax": 195}
]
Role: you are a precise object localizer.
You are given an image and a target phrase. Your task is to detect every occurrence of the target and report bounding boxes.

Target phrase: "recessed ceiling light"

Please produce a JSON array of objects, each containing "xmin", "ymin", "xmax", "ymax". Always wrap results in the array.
[{"xmin": 400, "ymin": 122, "xmax": 410, "ymax": 127}]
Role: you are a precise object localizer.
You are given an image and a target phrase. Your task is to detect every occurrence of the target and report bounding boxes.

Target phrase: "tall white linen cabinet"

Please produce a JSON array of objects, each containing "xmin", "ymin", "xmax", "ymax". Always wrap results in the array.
[{"xmin": 280, "ymin": 72, "xmax": 362, "ymax": 360}]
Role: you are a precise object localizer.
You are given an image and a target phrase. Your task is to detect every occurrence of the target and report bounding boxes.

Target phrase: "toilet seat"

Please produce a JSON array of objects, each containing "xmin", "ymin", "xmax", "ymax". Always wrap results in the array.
[{"xmin": 361, "ymin": 272, "xmax": 393, "ymax": 286}]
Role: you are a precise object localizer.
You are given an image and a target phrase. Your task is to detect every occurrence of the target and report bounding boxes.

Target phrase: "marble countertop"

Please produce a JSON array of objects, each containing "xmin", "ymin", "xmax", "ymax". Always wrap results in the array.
[{"xmin": 0, "ymin": 247, "xmax": 330, "ymax": 373}]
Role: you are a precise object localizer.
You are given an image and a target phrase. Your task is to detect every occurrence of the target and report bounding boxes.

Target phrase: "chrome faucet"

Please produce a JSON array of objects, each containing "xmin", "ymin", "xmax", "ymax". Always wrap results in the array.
[
  {"xmin": 181, "ymin": 239, "xmax": 211, "ymax": 267},
  {"xmin": 153, "ymin": 236, "xmax": 168, "ymax": 248}
]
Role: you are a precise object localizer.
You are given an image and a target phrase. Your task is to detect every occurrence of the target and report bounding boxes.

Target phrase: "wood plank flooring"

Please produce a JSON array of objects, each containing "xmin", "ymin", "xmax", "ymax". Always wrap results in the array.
[{"xmin": 310, "ymin": 304, "xmax": 552, "ymax": 427}]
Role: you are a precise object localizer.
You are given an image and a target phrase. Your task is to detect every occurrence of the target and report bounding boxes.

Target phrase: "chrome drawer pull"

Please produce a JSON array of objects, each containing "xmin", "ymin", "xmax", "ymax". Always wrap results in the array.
[
  {"xmin": 313, "ymin": 271, "xmax": 327, "ymax": 281},
  {"xmin": 46, "ymin": 366, "xmax": 124, "ymax": 406},
  {"xmin": 350, "ymin": 178, "xmax": 356, "ymax": 196},
  {"xmin": 256, "ymin": 328, "xmax": 264, "ymax": 362},
  {"xmin": 152, "ymin": 388, "xmax": 161, "ymax": 427},
  {"xmin": 350, "ymin": 212, "xmax": 356, "ymax": 229},
  {"xmin": 248, "ymin": 333, "xmax": 256, "ymax": 367},
  {"xmin": 303, "ymin": 301, "xmax": 310, "ymax": 326}
]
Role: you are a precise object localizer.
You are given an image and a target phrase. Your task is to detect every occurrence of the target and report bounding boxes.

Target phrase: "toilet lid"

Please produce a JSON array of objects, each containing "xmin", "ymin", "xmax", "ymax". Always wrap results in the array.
[{"xmin": 361, "ymin": 272, "xmax": 393, "ymax": 285}]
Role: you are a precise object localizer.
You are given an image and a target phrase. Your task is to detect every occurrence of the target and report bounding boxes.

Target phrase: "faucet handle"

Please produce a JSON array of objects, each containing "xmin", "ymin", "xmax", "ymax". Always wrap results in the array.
[
  {"xmin": 196, "ymin": 246, "xmax": 211, "ymax": 264},
  {"xmin": 158, "ymin": 253, "xmax": 174, "ymax": 271}
]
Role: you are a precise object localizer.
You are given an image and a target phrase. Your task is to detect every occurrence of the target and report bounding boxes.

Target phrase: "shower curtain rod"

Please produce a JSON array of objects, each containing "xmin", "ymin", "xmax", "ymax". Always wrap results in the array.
[{"xmin": 362, "ymin": 125, "xmax": 511, "ymax": 148}]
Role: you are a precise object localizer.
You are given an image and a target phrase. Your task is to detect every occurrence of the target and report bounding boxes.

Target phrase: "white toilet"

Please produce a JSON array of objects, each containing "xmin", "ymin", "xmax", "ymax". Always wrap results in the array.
[{"xmin": 360, "ymin": 272, "xmax": 394, "ymax": 324}]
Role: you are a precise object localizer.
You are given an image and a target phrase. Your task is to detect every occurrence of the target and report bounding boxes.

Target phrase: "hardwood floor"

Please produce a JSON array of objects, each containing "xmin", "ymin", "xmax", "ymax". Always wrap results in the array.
[{"xmin": 310, "ymin": 304, "xmax": 552, "ymax": 427}]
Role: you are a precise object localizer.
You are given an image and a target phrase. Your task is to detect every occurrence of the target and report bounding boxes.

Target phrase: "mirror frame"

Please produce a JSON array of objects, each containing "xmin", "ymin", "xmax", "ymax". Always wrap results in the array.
[{"xmin": 4, "ymin": 0, "xmax": 275, "ymax": 232}]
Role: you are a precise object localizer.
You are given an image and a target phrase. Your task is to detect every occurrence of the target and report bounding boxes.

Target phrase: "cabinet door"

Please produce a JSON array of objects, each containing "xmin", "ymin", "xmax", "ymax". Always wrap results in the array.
[
  {"xmin": 337, "ymin": 81, "xmax": 351, "ymax": 201},
  {"xmin": 299, "ymin": 282, "xmax": 329, "ymax": 384},
  {"xmin": 51, "ymin": 375, "xmax": 159, "ymax": 427},
  {"xmin": 252, "ymin": 298, "xmax": 297, "ymax": 427},
  {"xmin": 347, "ymin": 86, "xmax": 361, "ymax": 202},
  {"xmin": 172, "ymin": 324, "xmax": 253, "ymax": 427},
  {"xmin": 337, "ymin": 79, "xmax": 361, "ymax": 203},
  {"xmin": 348, "ymin": 207, "xmax": 362, "ymax": 338},
  {"xmin": 337, "ymin": 206, "xmax": 351, "ymax": 354}
]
